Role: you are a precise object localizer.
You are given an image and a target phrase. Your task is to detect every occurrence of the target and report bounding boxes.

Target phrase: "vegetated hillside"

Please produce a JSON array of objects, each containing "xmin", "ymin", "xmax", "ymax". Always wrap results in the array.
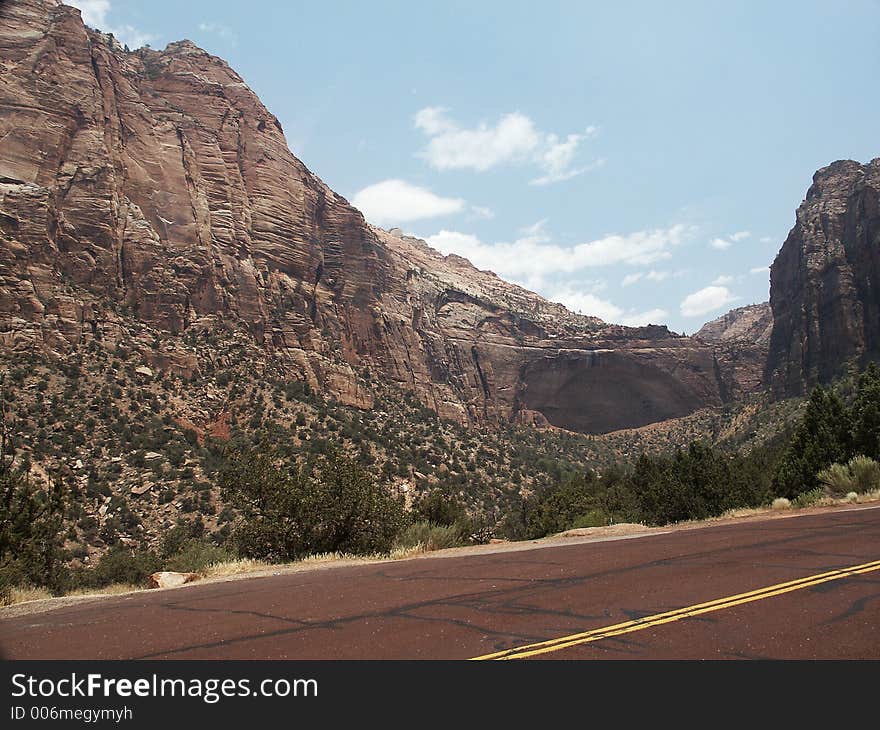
[
  {"xmin": 0, "ymin": 0, "xmax": 758, "ymax": 439},
  {"xmin": 0, "ymin": 331, "xmax": 802, "ymax": 570}
]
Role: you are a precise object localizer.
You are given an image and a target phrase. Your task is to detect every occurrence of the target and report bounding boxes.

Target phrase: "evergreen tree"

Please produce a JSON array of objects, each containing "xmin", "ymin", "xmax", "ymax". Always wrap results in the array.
[
  {"xmin": 851, "ymin": 363, "xmax": 880, "ymax": 460},
  {"xmin": 772, "ymin": 385, "xmax": 852, "ymax": 499}
]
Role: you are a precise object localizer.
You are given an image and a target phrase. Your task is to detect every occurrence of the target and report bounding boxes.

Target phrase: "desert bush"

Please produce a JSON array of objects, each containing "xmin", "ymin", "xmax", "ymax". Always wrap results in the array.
[
  {"xmin": 818, "ymin": 455, "xmax": 880, "ymax": 496},
  {"xmin": 817, "ymin": 462, "xmax": 853, "ymax": 495},
  {"xmin": 76, "ymin": 544, "xmax": 161, "ymax": 589},
  {"xmin": 792, "ymin": 488, "xmax": 825, "ymax": 508},
  {"xmin": 220, "ymin": 446, "xmax": 406, "ymax": 561},
  {"xmin": 847, "ymin": 455, "xmax": 880, "ymax": 493},
  {"xmin": 395, "ymin": 521, "xmax": 466, "ymax": 552},
  {"xmin": 165, "ymin": 539, "xmax": 234, "ymax": 573}
]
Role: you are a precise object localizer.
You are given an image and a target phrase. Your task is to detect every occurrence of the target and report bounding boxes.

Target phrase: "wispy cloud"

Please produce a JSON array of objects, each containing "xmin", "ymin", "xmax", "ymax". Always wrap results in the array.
[
  {"xmin": 425, "ymin": 223, "xmax": 693, "ymax": 289},
  {"xmin": 198, "ymin": 22, "xmax": 238, "ymax": 45},
  {"xmin": 622, "ymin": 269, "xmax": 671, "ymax": 286},
  {"xmin": 67, "ymin": 0, "xmax": 156, "ymax": 48},
  {"xmin": 712, "ymin": 274, "xmax": 735, "ymax": 285},
  {"xmin": 414, "ymin": 107, "xmax": 600, "ymax": 185},
  {"xmin": 538, "ymin": 286, "xmax": 667, "ymax": 326},
  {"xmin": 710, "ymin": 230, "xmax": 751, "ymax": 250}
]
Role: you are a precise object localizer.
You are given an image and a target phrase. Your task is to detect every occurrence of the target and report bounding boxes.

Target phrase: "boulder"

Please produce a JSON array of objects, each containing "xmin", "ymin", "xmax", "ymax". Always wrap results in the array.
[{"xmin": 148, "ymin": 571, "xmax": 200, "ymax": 589}]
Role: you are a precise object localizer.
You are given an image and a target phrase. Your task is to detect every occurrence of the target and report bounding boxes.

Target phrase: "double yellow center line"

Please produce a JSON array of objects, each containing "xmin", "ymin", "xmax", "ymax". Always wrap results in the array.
[{"xmin": 471, "ymin": 557, "xmax": 880, "ymax": 660}]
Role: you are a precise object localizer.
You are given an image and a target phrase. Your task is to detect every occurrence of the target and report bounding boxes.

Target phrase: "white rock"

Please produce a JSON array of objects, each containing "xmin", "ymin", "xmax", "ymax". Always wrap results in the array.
[{"xmin": 148, "ymin": 571, "xmax": 200, "ymax": 589}]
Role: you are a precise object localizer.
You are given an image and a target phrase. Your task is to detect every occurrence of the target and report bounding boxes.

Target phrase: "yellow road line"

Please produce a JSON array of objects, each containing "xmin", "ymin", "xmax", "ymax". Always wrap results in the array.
[{"xmin": 471, "ymin": 558, "xmax": 880, "ymax": 660}]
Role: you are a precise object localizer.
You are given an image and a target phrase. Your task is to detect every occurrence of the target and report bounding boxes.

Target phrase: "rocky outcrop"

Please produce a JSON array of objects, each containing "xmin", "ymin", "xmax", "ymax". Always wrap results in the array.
[
  {"xmin": 695, "ymin": 303, "xmax": 772, "ymax": 397},
  {"xmin": 765, "ymin": 159, "xmax": 880, "ymax": 397},
  {"xmin": 696, "ymin": 303, "xmax": 772, "ymax": 346},
  {"xmin": 0, "ymin": 0, "xmax": 759, "ymax": 433}
]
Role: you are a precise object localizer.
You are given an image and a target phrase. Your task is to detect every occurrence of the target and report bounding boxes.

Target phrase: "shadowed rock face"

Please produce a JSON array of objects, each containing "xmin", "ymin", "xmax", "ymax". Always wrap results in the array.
[
  {"xmin": 0, "ymin": 0, "xmax": 755, "ymax": 433},
  {"xmin": 766, "ymin": 159, "xmax": 880, "ymax": 397},
  {"xmin": 519, "ymin": 350, "xmax": 713, "ymax": 434}
]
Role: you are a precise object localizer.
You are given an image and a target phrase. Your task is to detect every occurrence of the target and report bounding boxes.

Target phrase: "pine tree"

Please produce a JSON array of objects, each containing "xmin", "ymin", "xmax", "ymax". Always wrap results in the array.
[
  {"xmin": 851, "ymin": 362, "xmax": 880, "ymax": 460},
  {"xmin": 772, "ymin": 385, "xmax": 852, "ymax": 499}
]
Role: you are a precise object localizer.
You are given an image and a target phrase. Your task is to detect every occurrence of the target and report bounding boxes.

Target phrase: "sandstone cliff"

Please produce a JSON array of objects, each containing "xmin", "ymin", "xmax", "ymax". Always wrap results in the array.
[
  {"xmin": 695, "ymin": 303, "xmax": 773, "ymax": 399},
  {"xmin": 0, "ymin": 0, "xmax": 754, "ymax": 433},
  {"xmin": 765, "ymin": 159, "xmax": 880, "ymax": 396}
]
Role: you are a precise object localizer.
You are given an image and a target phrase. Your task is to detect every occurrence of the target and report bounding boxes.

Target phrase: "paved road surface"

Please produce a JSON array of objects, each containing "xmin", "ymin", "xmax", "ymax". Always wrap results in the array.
[{"xmin": 3, "ymin": 506, "xmax": 879, "ymax": 659}]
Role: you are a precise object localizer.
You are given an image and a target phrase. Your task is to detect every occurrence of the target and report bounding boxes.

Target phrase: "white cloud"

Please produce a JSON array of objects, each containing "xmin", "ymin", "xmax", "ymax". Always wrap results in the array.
[
  {"xmin": 750, "ymin": 265, "xmax": 770, "ymax": 275},
  {"xmin": 519, "ymin": 219, "xmax": 550, "ymax": 238},
  {"xmin": 67, "ymin": 0, "xmax": 110, "ymax": 26},
  {"xmin": 621, "ymin": 308, "xmax": 668, "ymax": 327},
  {"xmin": 759, "ymin": 236, "xmax": 775, "ymax": 244},
  {"xmin": 352, "ymin": 179, "xmax": 464, "ymax": 225},
  {"xmin": 425, "ymin": 223, "xmax": 692, "ymax": 284},
  {"xmin": 470, "ymin": 206, "xmax": 494, "ymax": 220},
  {"xmin": 544, "ymin": 287, "xmax": 666, "ymax": 326},
  {"xmin": 198, "ymin": 22, "xmax": 237, "ymax": 44},
  {"xmin": 548, "ymin": 287, "xmax": 622, "ymax": 322},
  {"xmin": 621, "ymin": 269, "xmax": 669, "ymax": 287},
  {"xmin": 67, "ymin": 0, "xmax": 155, "ymax": 48},
  {"xmin": 712, "ymin": 274, "xmax": 735, "ymax": 285},
  {"xmin": 710, "ymin": 230, "xmax": 751, "ymax": 251},
  {"xmin": 680, "ymin": 286, "xmax": 739, "ymax": 317},
  {"xmin": 414, "ymin": 107, "xmax": 599, "ymax": 184}
]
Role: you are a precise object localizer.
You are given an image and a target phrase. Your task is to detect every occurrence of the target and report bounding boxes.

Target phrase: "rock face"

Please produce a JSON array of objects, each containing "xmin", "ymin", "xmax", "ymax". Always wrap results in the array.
[
  {"xmin": 695, "ymin": 303, "xmax": 772, "ymax": 398},
  {"xmin": 0, "ymin": 0, "xmax": 756, "ymax": 433},
  {"xmin": 765, "ymin": 159, "xmax": 880, "ymax": 396},
  {"xmin": 696, "ymin": 303, "xmax": 773, "ymax": 347}
]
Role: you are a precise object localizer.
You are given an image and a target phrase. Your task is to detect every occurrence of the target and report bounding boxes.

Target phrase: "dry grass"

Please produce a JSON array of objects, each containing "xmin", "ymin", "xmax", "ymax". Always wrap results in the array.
[
  {"xmin": 771, "ymin": 497, "xmax": 792, "ymax": 510},
  {"xmin": 66, "ymin": 583, "xmax": 141, "ymax": 597},
  {"xmin": 4, "ymin": 586, "xmax": 53, "ymax": 606},
  {"xmin": 200, "ymin": 558, "xmax": 271, "ymax": 579},
  {"xmin": 719, "ymin": 506, "xmax": 769, "ymax": 519}
]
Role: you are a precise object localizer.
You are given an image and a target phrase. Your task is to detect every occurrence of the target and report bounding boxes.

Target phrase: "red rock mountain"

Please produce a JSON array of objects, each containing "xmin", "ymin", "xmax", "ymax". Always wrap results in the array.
[
  {"xmin": 0, "ymin": 0, "xmax": 761, "ymax": 433},
  {"xmin": 766, "ymin": 159, "xmax": 880, "ymax": 396},
  {"xmin": 695, "ymin": 303, "xmax": 773, "ymax": 399}
]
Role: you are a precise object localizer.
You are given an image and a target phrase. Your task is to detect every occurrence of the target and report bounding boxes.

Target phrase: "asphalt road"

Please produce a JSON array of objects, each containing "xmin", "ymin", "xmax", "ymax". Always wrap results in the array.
[{"xmin": 3, "ymin": 505, "xmax": 879, "ymax": 660}]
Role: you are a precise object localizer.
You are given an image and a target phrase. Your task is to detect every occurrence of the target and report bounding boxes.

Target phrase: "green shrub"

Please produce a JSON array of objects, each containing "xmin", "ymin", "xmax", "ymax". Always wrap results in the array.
[
  {"xmin": 220, "ymin": 446, "xmax": 406, "ymax": 561},
  {"xmin": 77, "ymin": 544, "xmax": 161, "ymax": 588},
  {"xmin": 818, "ymin": 455, "xmax": 880, "ymax": 495},
  {"xmin": 817, "ymin": 462, "xmax": 853, "ymax": 495},
  {"xmin": 165, "ymin": 539, "xmax": 233, "ymax": 573},
  {"xmin": 792, "ymin": 488, "xmax": 824, "ymax": 508},
  {"xmin": 847, "ymin": 455, "xmax": 880, "ymax": 493},
  {"xmin": 395, "ymin": 521, "xmax": 466, "ymax": 551},
  {"xmin": 569, "ymin": 510, "xmax": 608, "ymax": 529}
]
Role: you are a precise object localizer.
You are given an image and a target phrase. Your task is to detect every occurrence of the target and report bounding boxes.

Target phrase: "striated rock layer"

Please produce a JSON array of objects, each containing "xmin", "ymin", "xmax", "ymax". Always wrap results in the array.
[
  {"xmin": 0, "ymin": 0, "xmax": 756, "ymax": 433},
  {"xmin": 695, "ymin": 303, "xmax": 772, "ymax": 399},
  {"xmin": 766, "ymin": 159, "xmax": 880, "ymax": 397}
]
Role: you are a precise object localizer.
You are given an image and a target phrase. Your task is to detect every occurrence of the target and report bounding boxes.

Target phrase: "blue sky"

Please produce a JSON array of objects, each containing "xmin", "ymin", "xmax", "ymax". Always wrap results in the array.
[{"xmin": 69, "ymin": 1, "xmax": 880, "ymax": 333}]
